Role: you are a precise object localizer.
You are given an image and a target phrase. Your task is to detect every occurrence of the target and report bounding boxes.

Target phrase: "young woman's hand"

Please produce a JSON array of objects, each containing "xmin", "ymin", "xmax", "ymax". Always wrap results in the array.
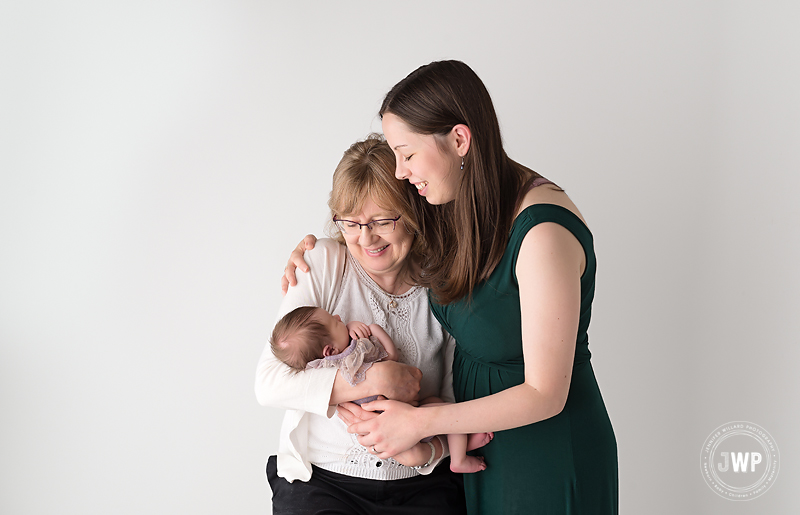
[
  {"xmin": 339, "ymin": 402, "xmax": 440, "ymax": 467},
  {"xmin": 280, "ymin": 234, "xmax": 317, "ymax": 295},
  {"xmin": 347, "ymin": 399, "xmax": 426, "ymax": 459}
]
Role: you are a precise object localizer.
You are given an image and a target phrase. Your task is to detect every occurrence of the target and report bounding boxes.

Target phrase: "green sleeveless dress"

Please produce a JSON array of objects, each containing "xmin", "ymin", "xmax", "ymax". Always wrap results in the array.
[{"xmin": 430, "ymin": 204, "xmax": 618, "ymax": 514}]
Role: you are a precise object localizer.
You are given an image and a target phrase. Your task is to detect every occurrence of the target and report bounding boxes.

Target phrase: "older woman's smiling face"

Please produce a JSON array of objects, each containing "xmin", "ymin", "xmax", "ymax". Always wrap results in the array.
[{"xmin": 339, "ymin": 198, "xmax": 414, "ymax": 291}]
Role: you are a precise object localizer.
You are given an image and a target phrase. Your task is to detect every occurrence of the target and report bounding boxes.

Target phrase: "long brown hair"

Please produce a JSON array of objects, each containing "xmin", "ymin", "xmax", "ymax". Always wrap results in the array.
[{"xmin": 380, "ymin": 60, "xmax": 541, "ymax": 305}]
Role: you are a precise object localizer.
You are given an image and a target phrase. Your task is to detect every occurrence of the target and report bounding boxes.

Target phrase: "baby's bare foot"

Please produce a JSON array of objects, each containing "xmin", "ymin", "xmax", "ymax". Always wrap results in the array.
[
  {"xmin": 466, "ymin": 432, "xmax": 494, "ymax": 452},
  {"xmin": 450, "ymin": 455, "xmax": 487, "ymax": 474}
]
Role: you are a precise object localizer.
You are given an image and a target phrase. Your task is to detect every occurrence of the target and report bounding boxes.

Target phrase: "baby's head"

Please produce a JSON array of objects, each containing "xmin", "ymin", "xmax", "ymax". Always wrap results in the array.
[{"xmin": 270, "ymin": 306, "xmax": 351, "ymax": 370}]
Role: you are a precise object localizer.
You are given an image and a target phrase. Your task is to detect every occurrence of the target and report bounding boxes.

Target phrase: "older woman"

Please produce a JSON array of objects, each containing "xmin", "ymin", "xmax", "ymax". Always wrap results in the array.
[{"xmin": 255, "ymin": 135, "xmax": 466, "ymax": 514}]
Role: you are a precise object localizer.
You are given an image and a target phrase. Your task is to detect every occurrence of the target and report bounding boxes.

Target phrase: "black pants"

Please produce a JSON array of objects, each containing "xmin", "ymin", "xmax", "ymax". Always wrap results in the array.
[{"xmin": 266, "ymin": 455, "xmax": 467, "ymax": 515}]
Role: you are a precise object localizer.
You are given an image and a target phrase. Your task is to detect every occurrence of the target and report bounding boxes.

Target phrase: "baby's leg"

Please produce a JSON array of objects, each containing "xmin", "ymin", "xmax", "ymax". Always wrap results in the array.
[
  {"xmin": 419, "ymin": 397, "xmax": 493, "ymax": 474},
  {"xmin": 467, "ymin": 431, "xmax": 494, "ymax": 452},
  {"xmin": 447, "ymin": 433, "xmax": 487, "ymax": 473}
]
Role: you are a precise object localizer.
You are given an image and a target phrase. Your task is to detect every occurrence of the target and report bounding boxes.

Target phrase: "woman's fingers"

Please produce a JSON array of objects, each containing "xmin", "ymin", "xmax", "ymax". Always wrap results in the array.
[
  {"xmin": 359, "ymin": 399, "xmax": 390, "ymax": 413},
  {"xmin": 347, "ymin": 400, "xmax": 424, "ymax": 457},
  {"xmin": 336, "ymin": 403, "xmax": 358, "ymax": 426},
  {"xmin": 347, "ymin": 400, "xmax": 389, "ymax": 436},
  {"xmin": 349, "ymin": 419, "xmax": 401, "ymax": 460},
  {"xmin": 336, "ymin": 402, "xmax": 379, "ymax": 426},
  {"xmin": 289, "ymin": 251, "xmax": 309, "ymax": 274},
  {"xmin": 290, "ymin": 234, "xmax": 316, "ymax": 274},
  {"xmin": 356, "ymin": 433, "xmax": 394, "ymax": 461},
  {"xmin": 302, "ymin": 234, "xmax": 317, "ymax": 251},
  {"xmin": 369, "ymin": 362, "xmax": 421, "ymax": 404},
  {"xmin": 280, "ymin": 235, "xmax": 317, "ymax": 294}
]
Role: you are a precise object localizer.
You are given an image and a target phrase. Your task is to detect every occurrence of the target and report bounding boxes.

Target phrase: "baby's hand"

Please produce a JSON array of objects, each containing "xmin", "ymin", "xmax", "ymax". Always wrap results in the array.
[{"xmin": 346, "ymin": 321, "xmax": 371, "ymax": 340}]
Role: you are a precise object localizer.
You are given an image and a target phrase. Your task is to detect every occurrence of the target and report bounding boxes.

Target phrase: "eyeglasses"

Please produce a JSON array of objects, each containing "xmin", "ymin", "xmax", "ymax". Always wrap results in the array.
[{"xmin": 333, "ymin": 214, "xmax": 402, "ymax": 235}]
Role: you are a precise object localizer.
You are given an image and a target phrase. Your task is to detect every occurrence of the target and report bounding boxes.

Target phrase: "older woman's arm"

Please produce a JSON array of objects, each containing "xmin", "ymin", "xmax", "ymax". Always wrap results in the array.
[
  {"xmin": 255, "ymin": 348, "xmax": 337, "ymax": 415},
  {"xmin": 256, "ymin": 238, "xmax": 344, "ymax": 415},
  {"xmin": 258, "ymin": 239, "xmax": 421, "ymax": 415},
  {"xmin": 257, "ymin": 341, "xmax": 421, "ymax": 414}
]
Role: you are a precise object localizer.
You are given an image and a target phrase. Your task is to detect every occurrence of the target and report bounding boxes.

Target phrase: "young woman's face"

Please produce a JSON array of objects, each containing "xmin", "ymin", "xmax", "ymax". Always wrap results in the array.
[
  {"xmin": 382, "ymin": 113, "xmax": 461, "ymax": 205},
  {"xmin": 339, "ymin": 197, "xmax": 415, "ymax": 283}
]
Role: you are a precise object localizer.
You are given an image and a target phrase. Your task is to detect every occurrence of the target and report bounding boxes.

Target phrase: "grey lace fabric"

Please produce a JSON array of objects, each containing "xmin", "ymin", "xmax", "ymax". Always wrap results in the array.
[{"xmin": 305, "ymin": 335, "xmax": 388, "ymax": 386}]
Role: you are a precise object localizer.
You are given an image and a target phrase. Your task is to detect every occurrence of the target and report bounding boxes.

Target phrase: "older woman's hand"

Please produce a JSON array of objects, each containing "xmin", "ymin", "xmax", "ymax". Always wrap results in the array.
[
  {"xmin": 348, "ymin": 399, "xmax": 427, "ymax": 459},
  {"xmin": 280, "ymin": 234, "xmax": 317, "ymax": 295},
  {"xmin": 369, "ymin": 361, "xmax": 422, "ymax": 404},
  {"xmin": 330, "ymin": 361, "xmax": 421, "ymax": 405}
]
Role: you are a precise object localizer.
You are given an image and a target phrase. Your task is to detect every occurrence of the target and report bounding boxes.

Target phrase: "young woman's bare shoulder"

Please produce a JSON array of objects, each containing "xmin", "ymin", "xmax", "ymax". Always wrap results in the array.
[
  {"xmin": 515, "ymin": 184, "xmax": 587, "ymax": 226},
  {"xmin": 515, "ymin": 185, "xmax": 587, "ymax": 276}
]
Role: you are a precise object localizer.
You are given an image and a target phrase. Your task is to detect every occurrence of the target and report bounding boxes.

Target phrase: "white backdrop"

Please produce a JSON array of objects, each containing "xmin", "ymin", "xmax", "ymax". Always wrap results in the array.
[{"xmin": 2, "ymin": 2, "xmax": 798, "ymax": 514}]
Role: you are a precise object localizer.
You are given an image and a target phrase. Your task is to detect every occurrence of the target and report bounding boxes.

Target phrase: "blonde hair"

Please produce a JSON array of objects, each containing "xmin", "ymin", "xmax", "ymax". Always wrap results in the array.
[
  {"xmin": 325, "ymin": 134, "xmax": 425, "ymax": 264},
  {"xmin": 270, "ymin": 306, "xmax": 331, "ymax": 371}
]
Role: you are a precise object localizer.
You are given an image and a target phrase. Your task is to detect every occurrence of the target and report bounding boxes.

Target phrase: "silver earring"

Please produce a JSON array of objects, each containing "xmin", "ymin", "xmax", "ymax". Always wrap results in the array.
[{"xmin": 460, "ymin": 157, "xmax": 464, "ymax": 170}]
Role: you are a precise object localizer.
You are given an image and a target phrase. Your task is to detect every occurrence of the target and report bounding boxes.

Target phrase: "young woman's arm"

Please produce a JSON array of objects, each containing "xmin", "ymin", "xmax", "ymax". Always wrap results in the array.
[
  {"xmin": 349, "ymin": 221, "xmax": 583, "ymax": 457},
  {"xmin": 281, "ymin": 234, "xmax": 317, "ymax": 295}
]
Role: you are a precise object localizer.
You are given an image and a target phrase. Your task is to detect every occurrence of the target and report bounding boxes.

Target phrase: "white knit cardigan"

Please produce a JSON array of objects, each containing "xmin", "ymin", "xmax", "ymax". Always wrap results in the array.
[{"xmin": 255, "ymin": 239, "xmax": 455, "ymax": 482}]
